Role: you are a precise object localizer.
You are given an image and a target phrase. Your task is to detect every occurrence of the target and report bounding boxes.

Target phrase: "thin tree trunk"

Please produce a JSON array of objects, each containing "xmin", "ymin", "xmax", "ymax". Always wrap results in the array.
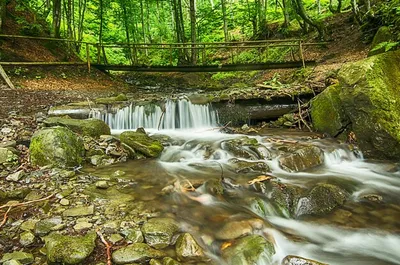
[
  {"xmin": 282, "ymin": 0, "xmax": 290, "ymax": 27},
  {"xmin": 190, "ymin": 0, "xmax": 197, "ymax": 64},
  {"xmin": 221, "ymin": 0, "xmax": 229, "ymax": 42},
  {"xmin": 52, "ymin": 0, "xmax": 62, "ymax": 38},
  {"xmin": 0, "ymin": 0, "xmax": 6, "ymax": 33},
  {"xmin": 99, "ymin": 0, "xmax": 104, "ymax": 44},
  {"xmin": 292, "ymin": 0, "xmax": 325, "ymax": 40}
]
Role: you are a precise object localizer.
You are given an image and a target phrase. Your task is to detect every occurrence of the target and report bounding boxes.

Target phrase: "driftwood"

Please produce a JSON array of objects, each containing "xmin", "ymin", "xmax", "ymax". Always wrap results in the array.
[{"xmin": 0, "ymin": 64, "xmax": 15, "ymax": 89}]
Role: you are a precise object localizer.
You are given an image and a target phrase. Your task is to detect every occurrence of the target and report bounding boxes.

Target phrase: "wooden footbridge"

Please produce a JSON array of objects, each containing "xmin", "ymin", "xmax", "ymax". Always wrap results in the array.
[{"xmin": 0, "ymin": 34, "xmax": 325, "ymax": 75}]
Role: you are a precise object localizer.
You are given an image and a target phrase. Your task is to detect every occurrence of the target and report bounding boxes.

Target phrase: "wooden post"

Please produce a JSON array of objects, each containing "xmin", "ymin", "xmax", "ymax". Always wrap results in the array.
[
  {"xmin": 169, "ymin": 45, "xmax": 173, "ymax": 66},
  {"xmin": 299, "ymin": 40, "xmax": 305, "ymax": 68},
  {"xmin": 86, "ymin": 43, "xmax": 91, "ymax": 73},
  {"xmin": 133, "ymin": 45, "xmax": 138, "ymax": 65},
  {"xmin": 97, "ymin": 44, "xmax": 101, "ymax": 64},
  {"xmin": 101, "ymin": 45, "xmax": 108, "ymax": 65},
  {"xmin": 0, "ymin": 65, "xmax": 15, "ymax": 89},
  {"xmin": 202, "ymin": 45, "xmax": 206, "ymax": 65}
]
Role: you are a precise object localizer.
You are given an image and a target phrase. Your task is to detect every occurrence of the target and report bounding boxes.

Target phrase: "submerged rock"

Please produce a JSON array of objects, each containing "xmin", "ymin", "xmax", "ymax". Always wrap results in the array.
[
  {"xmin": 63, "ymin": 205, "xmax": 94, "ymax": 217},
  {"xmin": 30, "ymin": 127, "xmax": 84, "ymax": 168},
  {"xmin": 175, "ymin": 233, "xmax": 205, "ymax": 262},
  {"xmin": 222, "ymin": 235, "xmax": 275, "ymax": 265},
  {"xmin": 282, "ymin": 255, "xmax": 328, "ymax": 265},
  {"xmin": 278, "ymin": 146, "xmax": 324, "ymax": 172},
  {"xmin": 44, "ymin": 232, "xmax": 96, "ymax": 264},
  {"xmin": 141, "ymin": 218, "xmax": 179, "ymax": 249},
  {"xmin": 311, "ymin": 50, "xmax": 400, "ymax": 159},
  {"xmin": 120, "ymin": 129, "xmax": 164, "ymax": 158},
  {"xmin": 297, "ymin": 183, "xmax": 348, "ymax": 216},
  {"xmin": 215, "ymin": 219, "xmax": 264, "ymax": 240},
  {"xmin": 228, "ymin": 158, "xmax": 270, "ymax": 174},
  {"xmin": 44, "ymin": 117, "xmax": 111, "ymax": 138},
  {"xmin": 112, "ymin": 243, "xmax": 167, "ymax": 264}
]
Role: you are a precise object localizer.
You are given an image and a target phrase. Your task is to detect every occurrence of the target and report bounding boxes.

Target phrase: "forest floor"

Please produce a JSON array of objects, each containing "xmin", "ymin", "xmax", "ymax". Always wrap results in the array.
[{"xmin": 0, "ymin": 11, "xmax": 369, "ymax": 121}]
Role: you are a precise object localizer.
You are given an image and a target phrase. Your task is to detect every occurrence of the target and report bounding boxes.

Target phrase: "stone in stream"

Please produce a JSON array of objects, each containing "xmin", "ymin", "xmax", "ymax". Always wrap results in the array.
[
  {"xmin": 162, "ymin": 257, "xmax": 181, "ymax": 265},
  {"xmin": 3, "ymin": 260, "xmax": 23, "ymax": 265},
  {"xmin": 296, "ymin": 183, "xmax": 348, "ymax": 216},
  {"xmin": 221, "ymin": 137, "xmax": 270, "ymax": 160},
  {"xmin": 44, "ymin": 232, "xmax": 96, "ymax": 264},
  {"xmin": 222, "ymin": 235, "xmax": 275, "ymax": 265},
  {"xmin": 34, "ymin": 217, "xmax": 63, "ymax": 236},
  {"xmin": 141, "ymin": 217, "xmax": 179, "ymax": 249},
  {"xmin": 19, "ymin": 231, "xmax": 35, "ymax": 246},
  {"xmin": 0, "ymin": 252, "xmax": 34, "ymax": 265},
  {"xmin": 282, "ymin": 255, "xmax": 329, "ymax": 265},
  {"xmin": 44, "ymin": 117, "xmax": 111, "ymax": 138},
  {"xmin": 278, "ymin": 146, "xmax": 324, "ymax": 172},
  {"xmin": 215, "ymin": 219, "xmax": 264, "ymax": 240},
  {"xmin": 95, "ymin": 93, "xmax": 128, "ymax": 104},
  {"xmin": 120, "ymin": 129, "xmax": 164, "ymax": 158},
  {"xmin": 112, "ymin": 243, "xmax": 167, "ymax": 264},
  {"xmin": 228, "ymin": 158, "xmax": 270, "ymax": 174},
  {"xmin": 175, "ymin": 233, "xmax": 206, "ymax": 262},
  {"xmin": 63, "ymin": 205, "xmax": 94, "ymax": 217},
  {"xmin": 29, "ymin": 126, "xmax": 84, "ymax": 168}
]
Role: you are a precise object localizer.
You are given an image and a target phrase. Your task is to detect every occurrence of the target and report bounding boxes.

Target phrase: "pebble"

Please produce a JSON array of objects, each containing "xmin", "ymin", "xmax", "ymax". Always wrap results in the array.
[
  {"xmin": 95, "ymin": 180, "xmax": 109, "ymax": 189},
  {"xmin": 74, "ymin": 222, "xmax": 93, "ymax": 231},
  {"xmin": 6, "ymin": 170, "xmax": 25, "ymax": 182},
  {"xmin": 109, "ymin": 234, "xmax": 124, "ymax": 244},
  {"xmin": 60, "ymin": 198, "xmax": 70, "ymax": 206}
]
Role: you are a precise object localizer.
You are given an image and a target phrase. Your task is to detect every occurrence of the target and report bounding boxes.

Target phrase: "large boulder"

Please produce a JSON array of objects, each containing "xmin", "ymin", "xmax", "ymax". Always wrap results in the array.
[
  {"xmin": 44, "ymin": 117, "xmax": 111, "ymax": 138},
  {"xmin": 120, "ymin": 130, "xmax": 164, "ymax": 158},
  {"xmin": 278, "ymin": 146, "xmax": 324, "ymax": 172},
  {"xmin": 44, "ymin": 232, "xmax": 96, "ymax": 264},
  {"xmin": 222, "ymin": 235, "xmax": 275, "ymax": 265},
  {"xmin": 311, "ymin": 50, "xmax": 400, "ymax": 159},
  {"xmin": 30, "ymin": 127, "xmax": 84, "ymax": 168},
  {"xmin": 368, "ymin": 26, "xmax": 393, "ymax": 57}
]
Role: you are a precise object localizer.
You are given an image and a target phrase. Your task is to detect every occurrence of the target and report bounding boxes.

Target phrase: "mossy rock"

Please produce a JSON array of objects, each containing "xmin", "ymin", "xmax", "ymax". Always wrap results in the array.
[
  {"xmin": 44, "ymin": 117, "xmax": 111, "ymax": 138},
  {"xmin": 368, "ymin": 26, "xmax": 393, "ymax": 57},
  {"xmin": 44, "ymin": 232, "xmax": 96, "ymax": 264},
  {"xmin": 310, "ymin": 84, "xmax": 350, "ymax": 137},
  {"xmin": 95, "ymin": 94, "xmax": 128, "ymax": 104},
  {"xmin": 30, "ymin": 127, "xmax": 84, "ymax": 168},
  {"xmin": 228, "ymin": 158, "xmax": 270, "ymax": 174},
  {"xmin": 112, "ymin": 243, "xmax": 167, "ymax": 264},
  {"xmin": 120, "ymin": 130, "xmax": 164, "ymax": 158},
  {"xmin": 222, "ymin": 235, "xmax": 275, "ymax": 265},
  {"xmin": 141, "ymin": 218, "xmax": 179, "ymax": 249},
  {"xmin": 48, "ymin": 104, "xmax": 106, "ymax": 119},
  {"xmin": 175, "ymin": 233, "xmax": 205, "ymax": 262}
]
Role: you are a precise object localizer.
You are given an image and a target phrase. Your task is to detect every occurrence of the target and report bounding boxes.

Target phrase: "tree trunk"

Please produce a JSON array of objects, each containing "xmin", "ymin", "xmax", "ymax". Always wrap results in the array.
[
  {"xmin": 0, "ymin": 0, "xmax": 6, "ymax": 33},
  {"xmin": 190, "ymin": 0, "xmax": 197, "ymax": 64},
  {"xmin": 329, "ymin": 0, "xmax": 342, "ymax": 13},
  {"xmin": 292, "ymin": 0, "xmax": 325, "ymax": 40},
  {"xmin": 282, "ymin": 0, "xmax": 290, "ymax": 28},
  {"xmin": 221, "ymin": 0, "xmax": 229, "ymax": 42},
  {"xmin": 52, "ymin": 0, "xmax": 62, "ymax": 38},
  {"xmin": 139, "ymin": 0, "xmax": 146, "ymax": 43}
]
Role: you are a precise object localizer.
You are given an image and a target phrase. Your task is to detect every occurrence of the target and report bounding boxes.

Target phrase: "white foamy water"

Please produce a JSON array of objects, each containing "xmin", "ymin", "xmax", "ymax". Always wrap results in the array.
[{"xmin": 90, "ymin": 99, "xmax": 218, "ymax": 130}]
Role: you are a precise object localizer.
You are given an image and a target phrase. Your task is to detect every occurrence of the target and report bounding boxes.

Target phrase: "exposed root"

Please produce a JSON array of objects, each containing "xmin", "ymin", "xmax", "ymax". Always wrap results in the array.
[{"xmin": 96, "ymin": 229, "xmax": 112, "ymax": 265}]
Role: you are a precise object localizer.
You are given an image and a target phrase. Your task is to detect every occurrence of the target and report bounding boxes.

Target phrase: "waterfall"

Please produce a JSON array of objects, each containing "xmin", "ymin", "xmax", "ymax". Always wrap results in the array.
[{"xmin": 90, "ymin": 99, "xmax": 219, "ymax": 130}]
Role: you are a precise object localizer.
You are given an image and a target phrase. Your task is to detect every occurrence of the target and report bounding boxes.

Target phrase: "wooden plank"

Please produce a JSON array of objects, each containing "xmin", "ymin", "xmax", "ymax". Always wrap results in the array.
[
  {"xmin": 92, "ymin": 61, "xmax": 315, "ymax": 72},
  {"xmin": 0, "ymin": 62, "xmax": 86, "ymax": 66},
  {"xmin": 0, "ymin": 64, "xmax": 15, "ymax": 89}
]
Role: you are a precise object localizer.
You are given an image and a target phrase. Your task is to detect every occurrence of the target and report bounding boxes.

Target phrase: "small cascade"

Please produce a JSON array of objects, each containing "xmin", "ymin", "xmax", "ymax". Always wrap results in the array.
[{"xmin": 90, "ymin": 99, "xmax": 219, "ymax": 130}]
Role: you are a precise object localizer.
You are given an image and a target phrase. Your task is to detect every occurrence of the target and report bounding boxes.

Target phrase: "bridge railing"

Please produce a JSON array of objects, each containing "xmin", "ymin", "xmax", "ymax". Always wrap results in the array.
[{"xmin": 0, "ymin": 34, "xmax": 326, "ymax": 71}]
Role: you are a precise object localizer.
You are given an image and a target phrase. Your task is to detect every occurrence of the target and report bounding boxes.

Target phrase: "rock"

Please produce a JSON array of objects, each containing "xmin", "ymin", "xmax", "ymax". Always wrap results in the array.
[
  {"xmin": 221, "ymin": 137, "xmax": 267, "ymax": 160},
  {"xmin": 0, "ymin": 251, "xmax": 34, "ymax": 265},
  {"xmin": 20, "ymin": 219, "xmax": 39, "ymax": 231},
  {"xmin": 34, "ymin": 217, "xmax": 63, "ymax": 236},
  {"xmin": 150, "ymin": 259, "xmax": 163, "ymax": 265},
  {"xmin": 112, "ymin": 243, "xmax": 167, "ymax": 264},
  {"xmin": 278, "ymin": 146, "xmax": 324, "ymax": 172},
  {"xmin": 6, "ymin": 170, "xmax": 25, "ymax": 182},
  {"xmin": 175, "ymin": 233, "xmax": 205, "ymax": 262},
  {"xmin": 222, "ymin": 235, "xmax": 275, "ymax": 265},
  {"xmin": 282, "ymin": 255, "xmax": 328, "ymax": 265},
  {"xmin": 162, "ymin": 257, "xmax": 181, "ymax": 265},
  {"xmin": 30, "ymin": 127, "xmax": 84, "ymax": 168},
  {"xmin": 120, "ymin": 130, "xmax": 164, "ymax": 158},
  {"xmin": 228, "ymin": 158, "xmax": 270, "ymax": 174},
  {"xmin": 311, "ymin": 50, "xmax": 400, "ymax": 159},
  {"xmin": 368, "ymin": 26, "xmax": 393, "ymax": 57},
  {"xmin": 44, "ymin": 117, "xmax": 111, "ymax": 138},
  {"xmin": 124, "ymin": 228, "xmax": 144, "ymax": 243},
  {"xmin": 109, "ymin": 234, "xmax": 124, "ymax": 244},
  {"xmin": 44, "ymin": 232, "xmax": 96, "ymax": 264},
  {"xmin": 95, "ymin": 180, "xmax": 109, "ymax": 189},
  {"xmin": 48, "ymin": 104, "xmax": 106, "ymax": 119},
  {"xmin": 0, "ymin": 140, "xmax": 16, "ymax": 148},
  {"xmin": 141, "ymin": 218, "xmax": 179, "ymax": 249},
  {"xmin": 3, "ymin": 260, "xmax": 23, "ymax": 265},
  {"xmin": 269, "ymin": 182, "xmax": 305, "ymax": 217},
  {"xmin": 188, "ymin": 94, "xmax": 210, "ymax": 105},
  {"xmin": 63, "ymin": 205, "xmax": 94, "ymax": 217},
  {"xmin": 215, "ymin": 219, "xmax": 264, "ymax": 240},
  {"xmin": 95, "ymin": 94, "xmax": 128, "ymax": 104},
  {"xmin": 60, "ymin": 198, "xmax": 70, "ymax": 206},
  {"xmin": 19, "ymin": 231, "xmax": 35, "ymax": 246},
  {"xmin": 0, "ymin": 147, "xmax": 15, "ymax": 164},
  {"xmin": 296, "ymin": 183, "xmax": 348, "ymax": 216},
  {"xmin": 74, "ymin": 222, "xmax": 93, "ymax": 231}
]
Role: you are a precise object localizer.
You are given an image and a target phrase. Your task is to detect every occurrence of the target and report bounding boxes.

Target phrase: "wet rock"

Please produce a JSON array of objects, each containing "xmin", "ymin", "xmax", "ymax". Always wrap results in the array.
[
  {"xmin": 95, "ymin": 180, "xmax": 109, "ymax": 189},
  {"xmin": 269, "ymin": 182, "xmax": 305, "ymax": 217},
  {"xmin": 109, "ymin": 234, "xmax": 124, "ymax": 244},
  {"xmin": 175, "ymin": 233, "xmax": 205, "ymax": 262},
  {"xmin": 162, "ymin": 257, "xmax": 181, "ymax": 265},
  {"xmin": 20, "ymin": 219, "xmax": 39, "ymax": 231},
  {"xmin": 204, "ymin": 179, "xmax": 224, "ymax": 195},
  {"xmin": 282, "ymin": 255, "xmax": 328, "ymax": 265},
  {"xmin": 73, "ymin": 222, "xmax": 93, "ymax": 231},
  {"xmin": 60, "ymin": 198, "xmax": 70, "ymax": 206},
  {"xmin": 48, "ymin": 104, "xmax": 106, "ymax": 119},
  {"xmin": 221, "ymin": 137, "xmax": 267, "ymax": 160},
  {"xmin": 120, "ymin": 130, "xmax": 164, "ymax": 158},
  {"xmin": 112, "ymin": 243, "xmax": 167, "ymax": 264},
  {"xmin": 0, "ymin": 140, "xmax": 16, "ymax": 148},
  {"xmin": 34, "ymin": 217, "xmax": 63, "ymax": 236},
  {"xmin": 44, "ymin": 117, "xmax": 111, "ymax": 138},
  {"xmin": 215, "ymin": 219, "xmax": 264, "ymax": 240},
  {"xmin": 6, "ymin": 170, "xmax": 25, "ymax": 182},
  {"xmin": 297, "ymin": 183, "xmax": 348, "ymax": 216},
  {"xmin": 222, "ymin": 235, "xmax": 275, "ymax": 265},
  {"xmin": 0, "ymin": 251, "xmax": 34, "ymax": 265},
  {"xmin": 44, "ymin": 232, "xmax": 96, "ymax": 264},
  {"xmin": 30, "ymin": 126, "xmax": 84, "ymax": 168},
  {"xmin": 123, "ymin": 228, "xmax": 144, "ymax": 243},
  {"xmin": 19, "ymin": 231, "xmax": 35, "ymax": 246},
  {"xmin": 6, "ymin": 188, "xmax": 31, "ymax": 200},
  {"xmin": 141, "ymin": 218, "xmax": 179, "ymax": 249},
  {"xmin": 3, "ymin": 260, "xmax": 23, "ymax": 265},
  {"xmin": 63, "ymin": 205, "xmax": 94, "ymax": 217},
  {"xmin": 228, "ymin": 158, "xmax": 270, "ymax": 174},
  {"xmin": 0, "ymin": 147, "xmax": 16, "ymax": 164},
  {"xmin": 150, "ymin": 259, "xmax": 162, "ymax": 265},
  {"xmin": 278, "ymin": 146, "xmax": 324, "ymax": 172}
]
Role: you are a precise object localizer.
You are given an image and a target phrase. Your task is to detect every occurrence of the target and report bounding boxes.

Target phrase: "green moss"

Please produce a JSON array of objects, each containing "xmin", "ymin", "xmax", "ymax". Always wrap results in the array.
[
  {"xmin": 307, "ymin": 183, "xmax": 348, "ymax": 215},
  {"xmin": 95, "ymin": 93, "xmax": 128, "ymax": 104},
  {"xmin": 120, "ymin": 130, "xmax": 164, "ymax": 158},
  {"xmin": 369, "ymin": 26, "xmax": 393, "ymax": 56},
  {"xmin": 44, "ymin": 117, "xmax": 111, "ymax": 138}
]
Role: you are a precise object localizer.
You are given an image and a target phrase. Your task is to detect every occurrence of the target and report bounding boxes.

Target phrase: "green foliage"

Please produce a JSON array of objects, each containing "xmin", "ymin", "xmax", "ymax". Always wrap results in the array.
[
  {"xmin": 211, "ymin": 72, "xmax": 238, "ymax": 81},
  {"xmin": 371, "ymin": 41, "xmax": 400, "ymax": 53}
]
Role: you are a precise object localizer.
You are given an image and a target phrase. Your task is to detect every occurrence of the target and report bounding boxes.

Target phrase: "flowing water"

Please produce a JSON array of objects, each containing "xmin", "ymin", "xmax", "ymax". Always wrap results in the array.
[{"xmin": 89, "ymin": 100, "xmax": 400, "ymax": 265}]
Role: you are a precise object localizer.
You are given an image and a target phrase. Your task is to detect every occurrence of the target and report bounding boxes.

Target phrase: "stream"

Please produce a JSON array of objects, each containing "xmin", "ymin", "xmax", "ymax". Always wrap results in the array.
[{"xmin": 88, "ymin": 99, "xmax": 400, "ymax": 265}]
